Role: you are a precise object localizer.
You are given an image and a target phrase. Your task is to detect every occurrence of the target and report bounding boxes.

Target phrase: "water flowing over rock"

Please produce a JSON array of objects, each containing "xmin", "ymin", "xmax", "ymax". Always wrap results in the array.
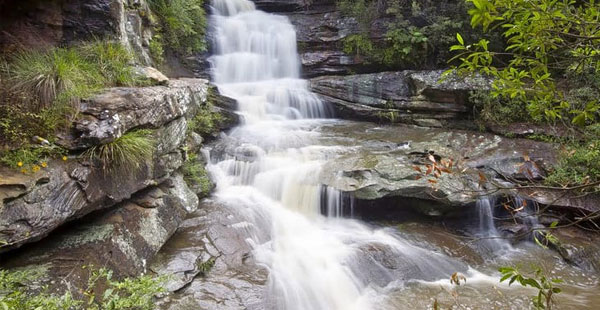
[{"xmin": 175, "ymin": 1, "xmax": 479, "ymax": 309}]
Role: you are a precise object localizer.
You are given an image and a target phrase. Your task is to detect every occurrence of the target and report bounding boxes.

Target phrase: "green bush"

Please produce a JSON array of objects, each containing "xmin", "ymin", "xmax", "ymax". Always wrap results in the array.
[
  {"xmin": 0, "ymin": 41, "xmax": 146, "ymax": 169},
  {"xmin": 182, "ymin": 152, "xmax": 213, "ymax": 197},
  {"xmin": 187, "ymin": 103, "xmax": 224, "ymax": 138},
  {"xmin": 0, "ymin": 267, "xmax": 165, "ymax": 310},
  {"xmin": 149, "ymin": 0, "xmax": 207, "ymax": 56},
  {"xmin": 469, "ymin": 90, "xmax": 530, "ymax": 127},
  {"xmin": 545, "ymin": 125, "xmax": 600, "ymax": 187},
  {"xmin": 83, "ymin": 129, "xmax": 155, "ymax": 173}
]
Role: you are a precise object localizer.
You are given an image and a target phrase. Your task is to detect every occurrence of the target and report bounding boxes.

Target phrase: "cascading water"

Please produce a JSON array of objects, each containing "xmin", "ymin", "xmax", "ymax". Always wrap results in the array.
[
  {"xmin": 206, "ymin": 1, "xmax": 469, "ymax": 309},
  {"xmin": 475, "ymin": 197, "xmax": 513, "ymax": 253}
]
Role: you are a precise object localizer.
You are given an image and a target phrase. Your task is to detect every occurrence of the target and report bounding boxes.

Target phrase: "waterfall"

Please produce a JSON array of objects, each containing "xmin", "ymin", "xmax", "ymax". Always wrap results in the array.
[
  {"xmin": 476, "ymin": 197, "xmax": 512, "ymax": 253},
  {"xmin": 206, "ymin": 1, "xmax": 468, "ymax": 309}
]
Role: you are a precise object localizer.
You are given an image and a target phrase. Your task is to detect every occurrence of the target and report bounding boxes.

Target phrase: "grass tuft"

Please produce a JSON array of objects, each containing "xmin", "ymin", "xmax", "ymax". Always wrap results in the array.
[{"xmin": 83, "ymin": 129, "xmax": 156, "ymax": 173}]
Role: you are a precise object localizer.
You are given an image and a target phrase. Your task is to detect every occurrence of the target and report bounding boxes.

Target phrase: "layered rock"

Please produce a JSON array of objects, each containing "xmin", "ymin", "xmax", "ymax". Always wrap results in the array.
[
  {"xmin": 310, "ymin": 70, "xmax": 490, "ymax": 127},
  {"xmin": 0, "ymin": 0, "xmax": 155, "ymax": 65},
  {"xmin": 0, "ymin": 78, "xmax": 237, "ymax": 253},
  {"xmin": 317, "ymin": 121, "xmax": 558, "ymax": 216},
  {"xmin": 1, "ymin": 173, "xmax": 198, "ymax": 287}
]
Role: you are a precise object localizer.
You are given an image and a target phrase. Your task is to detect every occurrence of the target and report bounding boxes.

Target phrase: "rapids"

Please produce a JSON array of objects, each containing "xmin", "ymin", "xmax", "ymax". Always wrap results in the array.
[{"xmin": 198, "ymin": 0, "xmax": 600, "ymax": 309}]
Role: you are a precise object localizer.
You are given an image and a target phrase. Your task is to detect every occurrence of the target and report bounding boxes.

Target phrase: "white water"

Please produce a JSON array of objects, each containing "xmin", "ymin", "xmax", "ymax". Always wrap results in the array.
[{"xmin": 206, "ymin": 1, "xmax": 467, "ymax": 309}]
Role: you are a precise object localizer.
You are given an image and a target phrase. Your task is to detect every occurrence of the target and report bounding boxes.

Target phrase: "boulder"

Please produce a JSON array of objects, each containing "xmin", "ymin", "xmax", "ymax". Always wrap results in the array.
[
  {"xmin": 317, "ymin": 121, "xmax": 558, "ymax": 216},
  {"xmin": 0, "ymin": 173, "xmax": 198, "ymax": 288},
  {"xmin": 134, "ymin": 66, "xmax": 170, "ymax": 85},
  {"xmin": 0, "ymin": 118, "xmax": 186, "ymax": 253},
  {"xmin": 310, "ymin": 71, "xmax": 490, "ymax": 126},
  {"xmin": 64, "ymin": 78, "xmax": 210, "ymax": 150}
]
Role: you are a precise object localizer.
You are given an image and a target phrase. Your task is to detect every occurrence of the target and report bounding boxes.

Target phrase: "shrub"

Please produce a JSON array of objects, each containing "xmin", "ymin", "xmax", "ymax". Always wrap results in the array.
[
  {"xmin": 544, "ymin": 125, "xmax": 600, "ymax": 187},
  {"xmin": 448, "ymin": 0, "xmax": 600, "ymax": 126},
  {"xmin": 0, "ymin": 267, "xmax": 165, "ymax": 310},
  {"xmin": 83, "ymin": 129, "xmax": 155, "ymax": 173},
  {"xmin": 181, "ymin": 152, "xmax": 213, "ymax": 197},
  {"xmin": 148, "ymin": 0, "xmax": 207, "ymax": 56},
  {"xmin": 187, "ymin": 103, "xmax": 224, "ymax": 138},
  {"xmin": 4, "ymin": 47, "xmax": 102, "ymax": 112},
  {"xmin": 469, "ymin": 90, "xmax": 530, "ymax": 127}
]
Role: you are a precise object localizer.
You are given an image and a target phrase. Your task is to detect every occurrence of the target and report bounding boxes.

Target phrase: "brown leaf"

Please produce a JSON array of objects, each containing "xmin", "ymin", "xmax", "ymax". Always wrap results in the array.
[
  {"xmin": 415, "ymin": 175, "xmax": 422, "ymax": 180},
  {"xmin": 428, "ymin": 154, "xmax": 436, "ymax": 163},
  {"xmin": 434, "ymin": 171, "xmax": 441, "ymax": 178},
  {"xmin": 523, "ymin": 153, "xmax": 531, "ymax": 162},
  {"xmin": 412, "ymin": 165, "xmax": 423, "ymax": 173},
  {"xmin": 425, "ymin": 165, "xmax": 433, "ymax": 175},
  {"xmin": 478, "ymin": 171, "xmax": 487, "ymax": 182},
  {"xmin": 428, "ymin": 179, "xmax": 438, "ymax": 184}
]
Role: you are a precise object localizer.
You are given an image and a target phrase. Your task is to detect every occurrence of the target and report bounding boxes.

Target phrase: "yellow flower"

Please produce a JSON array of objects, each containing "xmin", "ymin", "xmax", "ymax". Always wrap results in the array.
[
  {"xmin": 17, "ymin": 161, "xmax": 23, "ymax": 167},
  {"xmin": 41, "ymin": 162, "xmax": 48, "ymax": 168},
  {"xmin": 32, "ymin": 165, "xmax": 41, "ymax": 172},
  {"xmin": 20, "ymin": 168, "xmax": 28, "ymax": 174},
  {"xmin": 62, "ymin": 156, "xmax": 68, "ymax": 161}
]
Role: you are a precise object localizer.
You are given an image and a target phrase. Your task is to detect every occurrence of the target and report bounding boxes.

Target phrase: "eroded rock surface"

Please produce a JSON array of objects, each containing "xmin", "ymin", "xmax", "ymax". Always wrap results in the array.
[
  {"xmin": 317, "ymin": 121, "xmax": 557, "ymax": 215},
  {"xmin": 0, "ymin": 173, "xmax": 197, "ymax": 287},
  {"xmin": 152, "ymin": 200, "xmax": 268, "ymax": 310},
  {"xmin": 310, "ymin": 71, "xmax": 490, "ymax": 127}
]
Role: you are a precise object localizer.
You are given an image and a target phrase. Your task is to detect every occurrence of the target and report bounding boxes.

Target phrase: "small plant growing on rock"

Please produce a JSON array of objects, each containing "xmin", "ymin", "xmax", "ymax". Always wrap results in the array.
[
  {"xmin": 83, "ymin": 129, "xmax": 155, "ymax": 173},
  {"xmin": 499, "ymin": 266, "xmax": 562, "ymax": 310}
]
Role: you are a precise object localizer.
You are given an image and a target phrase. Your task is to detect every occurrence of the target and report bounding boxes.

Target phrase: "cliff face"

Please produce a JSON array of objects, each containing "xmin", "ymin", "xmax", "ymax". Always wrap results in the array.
[
  {"xmin": 0, "ymin": 0, "xmax": 156, "ymax": 65},
  {"xmin": 0, "ymin": 0, "xmax": 239, "ymax": 289}
]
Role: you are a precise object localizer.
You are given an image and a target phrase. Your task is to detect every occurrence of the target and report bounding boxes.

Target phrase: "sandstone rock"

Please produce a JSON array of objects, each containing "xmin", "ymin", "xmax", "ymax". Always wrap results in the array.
[
  {"xmin": 0, "ymin": 173, "xmax": 198, "ymax": 287},
  {"xmin": 65, "ymin": 78, "xmax": 210, "ymax": 150},
  {"xmin": 0, "ymin": 118, "xmax": 188, "ymax": 253},
  {"xmin": 310, "ymin": 71, "xmax": 489, "ymax": 126},
  {"xmin": 317, "ymin": 121, "xmax": 558, "ymax": 216},
  {"xmin": 151, "ymin": 200, "xmax": 268, "ymax": 310},
  {"xmin": 0, "ymin": 0, "xmax": 155, "ymax": 66},
  {"xmin": 135, "ymin": 66, "xmax": 170, "ymax": 85}
]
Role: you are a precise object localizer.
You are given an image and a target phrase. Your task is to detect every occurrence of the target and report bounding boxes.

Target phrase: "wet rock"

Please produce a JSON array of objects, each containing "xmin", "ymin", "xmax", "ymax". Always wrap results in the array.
[
  {"xmin": 551, "ymin": 227, "xmax": 600, "ymax": 274},
  {"xmin": 0, "ymin": 118, "xmax": 188, "ymax": 253},
  {"xmin": 310, "ymin": 71, "xmax": 489, "ymax": 126},
  {"xmin": 65, "ymin": 78, "xmax": 211, "ymax": 150},
  {"xmin": 0, "ymin": 173, "xmax": 197, "ymax": 287},
  {"xmin": 318, "ymin": 121, "xmax": 557, "ymax": 216},
  {"xmin": 151, "ymin": 200, "xmax": 268, "ymax": 310}
]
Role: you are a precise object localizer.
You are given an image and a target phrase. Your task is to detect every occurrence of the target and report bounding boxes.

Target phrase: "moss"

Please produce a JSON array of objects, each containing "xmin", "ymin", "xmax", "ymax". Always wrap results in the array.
[
  {"xmin": 181, "ymin": 152, "xmax": 213, "ymax": 198},
  {"xmin": 187, "ymin": 102, "xmax": 224, "ymax": 138}
]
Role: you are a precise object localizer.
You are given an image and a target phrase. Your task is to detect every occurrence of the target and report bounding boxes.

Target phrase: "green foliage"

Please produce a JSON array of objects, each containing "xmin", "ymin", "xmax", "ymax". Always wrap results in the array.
[
  {"xmin": 0, "ymin": 267, "xmax": 165, "ymax": 310},
  {"xmin": 544, "ymin": 124, "xmax": 600, "ymax": 187},
  {"xmin": 0, "ymin": 41, "xmax": 143, "ymax": 169},
  {"xmin": 182, "ymin": 152, "xmax": 213, "ymax": 197},
  {"xmin": 499, "ymin": 266, "xmax": 562, "ymax": 310},
  {"xmin": 469, "ymin": 90, "xmax": 530, "ymax": 127},
  {"xmin": 0, "ymin": 145, "xmax": 66, "ymax": 170},
  {"xmin": 79, "ymin": 40, "xmax": 138, "ymax": 87},
  {"xmin": 449, "ymin": 0, "xmax": 600, "ymax": 125},
  {"xmin": 187, "ymin": 103, "xmax": 224, "ymax": 138},
  {"xmin": 83, "ymin": 129, "xmax": 155, "ymax": 173},
  {"xmin": 149, "ymin": 0, "xmax": 207, "ymax": 56},
  {"xmin": 338, "ymin": 0, "xmax": 478, "ymax": 67},
  {"xmin": 149, "ymin": 37, "xmax": 165, "ymax": 65},
  {"xmin": 342, "ymin": 34, "xmax": 375, "ymax": 60},
  {"xmin": 197, "ymin": 257, "xmax": 216, "ymax": 275}
]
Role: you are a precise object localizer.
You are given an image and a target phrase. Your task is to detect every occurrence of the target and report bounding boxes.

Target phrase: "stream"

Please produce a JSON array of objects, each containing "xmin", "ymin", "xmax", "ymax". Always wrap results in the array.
[{"xmin": 157, "ymin": 0, "xmax": 600, "ymax": 309}]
